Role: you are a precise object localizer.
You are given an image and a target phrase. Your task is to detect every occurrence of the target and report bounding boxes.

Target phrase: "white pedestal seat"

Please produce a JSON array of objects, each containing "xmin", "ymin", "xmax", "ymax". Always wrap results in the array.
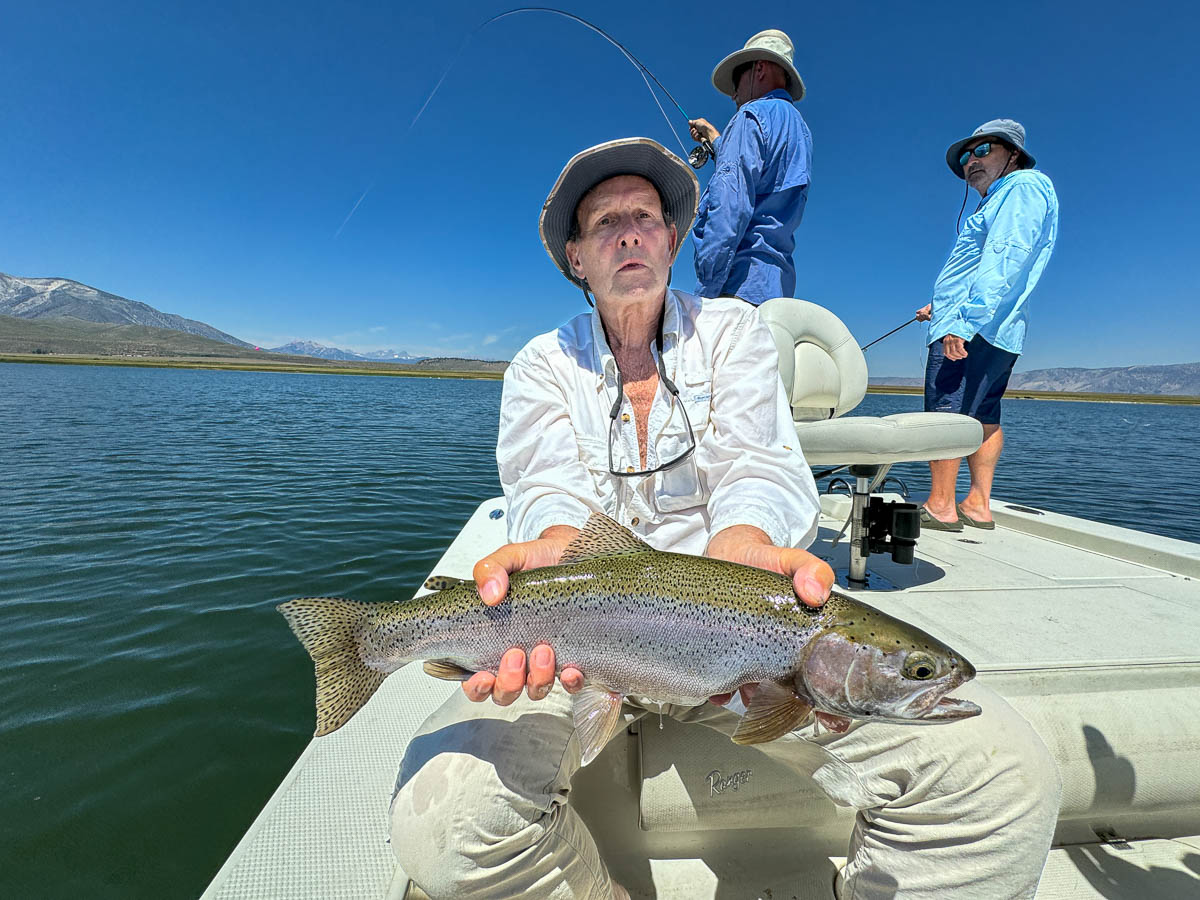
[
  {"xmin": 757, "ymin": 298, "xmax": 984, "ymax": 584},
  {"xmin": 795, "ymin": 411, "xmax": 984, "ymax": 467}
]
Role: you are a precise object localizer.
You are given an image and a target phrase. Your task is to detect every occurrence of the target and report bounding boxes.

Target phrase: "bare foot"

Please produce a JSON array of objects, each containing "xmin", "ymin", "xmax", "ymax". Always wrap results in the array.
[{"xmin": 612, "ymin": 883, "xmax": 631, "ymax": 900}]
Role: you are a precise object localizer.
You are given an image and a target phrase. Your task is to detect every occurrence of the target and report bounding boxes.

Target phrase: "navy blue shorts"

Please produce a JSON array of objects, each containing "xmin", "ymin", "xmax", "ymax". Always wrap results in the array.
[{"xmin": 924, "ymin": 335, "xmax": 1018, "ymax": 425}]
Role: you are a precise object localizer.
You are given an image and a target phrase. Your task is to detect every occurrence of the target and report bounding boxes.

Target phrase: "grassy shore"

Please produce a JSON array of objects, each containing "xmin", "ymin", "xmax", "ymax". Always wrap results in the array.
[
  {"xmin": 865, "ymin": 383, "xmax": 1200, "ymax": 406},
  {"xmin": 0, "ymin": 353, "xmax": 505, "ymax": 380},
  {"xmin": 4, "ymin": 354, "xmax": 1198, "ymax": 403}
]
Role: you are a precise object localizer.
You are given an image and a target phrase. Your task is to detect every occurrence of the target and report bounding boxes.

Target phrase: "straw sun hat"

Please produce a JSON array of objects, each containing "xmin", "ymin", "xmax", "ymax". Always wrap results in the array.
[{"xmin": 711, "ymin": 29, "xmax": 805, "ymax": 102}]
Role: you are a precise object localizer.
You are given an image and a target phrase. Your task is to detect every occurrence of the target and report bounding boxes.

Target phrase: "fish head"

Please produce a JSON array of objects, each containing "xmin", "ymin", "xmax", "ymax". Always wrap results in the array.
[{"xmin": 795, "ymin": 600, "xmax": 979, "ymax": 723}]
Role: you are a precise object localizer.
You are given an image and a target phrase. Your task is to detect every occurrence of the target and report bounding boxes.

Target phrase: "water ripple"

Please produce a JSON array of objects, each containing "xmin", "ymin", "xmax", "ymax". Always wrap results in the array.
[{"xmin": 1, "ymin": 364, "xmax": 1197, "ymax": 899}]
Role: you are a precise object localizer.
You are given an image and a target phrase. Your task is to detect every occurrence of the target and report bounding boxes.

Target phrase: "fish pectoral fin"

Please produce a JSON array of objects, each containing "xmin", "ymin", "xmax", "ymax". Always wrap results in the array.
[
  {"xmin": 571, "ymin": 685, "xmax": 626, "ymax": 765},
  {"xmin": 422, "ymin": 660, "xmax": 475, "ymax": 681},
  {"xmin": 558, "ymin": 513, "xmax": 653, "ymax": 564},
  {"xmin": 731, "ymin": 681, "xmax": 814, "ymax": 745},
  {"xmin": 422, "ymin": 575, "xmax": 464, "ymax": 591}
]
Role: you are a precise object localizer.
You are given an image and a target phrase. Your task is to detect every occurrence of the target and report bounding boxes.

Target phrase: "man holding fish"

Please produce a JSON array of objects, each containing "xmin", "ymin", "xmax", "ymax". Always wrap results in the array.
[{"xmin": 355, "ymin": 138, "xmax": 1061, "ymax": 898}]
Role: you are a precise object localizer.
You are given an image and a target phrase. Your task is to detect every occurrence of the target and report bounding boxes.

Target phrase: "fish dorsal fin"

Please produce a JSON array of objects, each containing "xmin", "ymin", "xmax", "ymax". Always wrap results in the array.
[
  {"xmin": 559, "ymin": 513, "xmax": 652, "ymax": 564},
  {"xmin": 731, "ymin": 681, "xmax": 814, "ymax": 745},
  {"xmin": 571, "ymin": 684, "xmax": 626, "ymax": 765},
  {"xmin": 423, "ymin": 575, "xmax": 464, "ymax": 591}
]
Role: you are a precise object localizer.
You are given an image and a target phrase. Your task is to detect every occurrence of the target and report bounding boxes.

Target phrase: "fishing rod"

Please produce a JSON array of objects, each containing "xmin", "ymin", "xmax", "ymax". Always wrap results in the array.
[
  {"xmin": 481, "ymin": 8, "xmax": 715, "ymax": 169},
  {"xmin": 334, "ymin": 7, "xmax": 712, "ymax": 237},
  {"xmin": 860, "ymin": 316, "xmax": 918, "ymax": 352}
]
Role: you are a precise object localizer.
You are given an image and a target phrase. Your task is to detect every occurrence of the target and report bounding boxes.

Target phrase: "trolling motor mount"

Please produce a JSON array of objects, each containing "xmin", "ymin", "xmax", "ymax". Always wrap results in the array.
[{"xmin": 864, "ymin": 496, "xmax": 920, "ymax": 565}]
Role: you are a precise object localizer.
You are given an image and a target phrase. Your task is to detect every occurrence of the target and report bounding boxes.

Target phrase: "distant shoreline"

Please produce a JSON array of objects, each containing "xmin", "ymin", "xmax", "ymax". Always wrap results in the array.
[
  {"xmin": 864, "ymin": 384, "xmax": 1200, "ymax": 406},
  {"xmin": 3, "ymin": 354, "xmax": 1198, "ymax": 404},
  {"xmin": 0, "ymin": 353, "xmax": 504, "ymax": 381}
]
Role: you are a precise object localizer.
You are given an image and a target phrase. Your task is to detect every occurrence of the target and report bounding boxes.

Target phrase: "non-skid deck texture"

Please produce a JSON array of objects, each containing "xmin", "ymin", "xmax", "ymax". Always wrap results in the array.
[
  {"xmin": 203, "ymin": 497, "xmax": 1200, "ymax": 899},
  {"xmin": 199, "ymin": 501, "xmax": 508, "ymax": 900}
]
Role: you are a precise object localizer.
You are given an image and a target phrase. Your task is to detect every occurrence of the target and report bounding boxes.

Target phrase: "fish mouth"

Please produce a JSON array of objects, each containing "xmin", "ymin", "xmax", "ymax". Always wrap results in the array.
[{"xmin": 921, "ymin": 695, "xmax": 982, "ymax": 721}]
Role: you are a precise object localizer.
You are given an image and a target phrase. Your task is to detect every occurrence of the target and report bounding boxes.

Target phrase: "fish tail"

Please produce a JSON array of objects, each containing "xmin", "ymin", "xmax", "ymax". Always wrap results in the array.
[{"xmin": 277, "ymin": 597, "xmax": 388, "ymax": 736}]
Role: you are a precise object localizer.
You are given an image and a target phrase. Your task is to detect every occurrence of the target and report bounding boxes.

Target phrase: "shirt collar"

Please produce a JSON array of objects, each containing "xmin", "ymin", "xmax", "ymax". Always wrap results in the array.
[{"xmin": 982, "ymin": 170, "xmax": 1018, "ymax": 199}]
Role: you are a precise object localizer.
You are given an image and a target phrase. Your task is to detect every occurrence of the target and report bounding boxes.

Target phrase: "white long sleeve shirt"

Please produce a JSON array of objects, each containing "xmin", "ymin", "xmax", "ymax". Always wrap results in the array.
[{"xmin": 497, "ymin": 290, "xmax": 820, "ymax": 555}]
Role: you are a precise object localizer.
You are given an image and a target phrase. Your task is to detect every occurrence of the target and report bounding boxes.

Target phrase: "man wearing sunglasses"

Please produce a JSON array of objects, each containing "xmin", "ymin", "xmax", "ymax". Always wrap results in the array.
[
  {"xmin": 389, "ymin": 137, "xmax": 1060, "ymax": 900},
  {"xmin": 915, "ymin": 118, "xmax": 1059, "ymax": 531}
]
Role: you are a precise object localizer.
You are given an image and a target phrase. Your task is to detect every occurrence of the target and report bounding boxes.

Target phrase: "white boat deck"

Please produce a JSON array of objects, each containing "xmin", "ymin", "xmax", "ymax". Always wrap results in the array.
[{"xmin": 202, "ymin": 497, "xmax": 1200, "ymax": 900}]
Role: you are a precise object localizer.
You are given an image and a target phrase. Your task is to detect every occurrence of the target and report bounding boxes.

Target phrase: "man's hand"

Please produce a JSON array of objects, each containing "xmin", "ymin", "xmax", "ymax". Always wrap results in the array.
[
  {"xmin": 942, "ymin": 335, "xmax": 969, "ymax": 361},
  {"xmin": 705, "ymin": 524, "xmax": 834, "ymax": 608},
  {"xmin": 915, "ymin": 303, "xmax": 932, "ymax": 322},
  {"xmin": 463, "ymin": 526, "xmax": 585, "ymax": 705},
  {"xmin": 689, "ymin": 118, "xmax": 720, "ymax": 144}
]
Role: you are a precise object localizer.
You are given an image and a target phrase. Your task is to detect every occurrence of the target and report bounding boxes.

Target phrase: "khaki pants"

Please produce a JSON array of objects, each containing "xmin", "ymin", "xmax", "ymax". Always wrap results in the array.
[{"xmin": 390, "ymin": 679, "xmax": 1060, "ymax": 899}]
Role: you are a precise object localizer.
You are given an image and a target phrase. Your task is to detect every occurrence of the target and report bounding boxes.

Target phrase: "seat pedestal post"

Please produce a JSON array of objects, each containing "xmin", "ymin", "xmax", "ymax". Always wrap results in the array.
[{"xmin": 846, "ymin": 465, "xmax": 882, "ymax": 586}]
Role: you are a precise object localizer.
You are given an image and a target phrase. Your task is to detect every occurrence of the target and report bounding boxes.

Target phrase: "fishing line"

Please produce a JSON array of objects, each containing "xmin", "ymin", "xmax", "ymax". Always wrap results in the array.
[{"xmin": 334, "ymin": 7, "xmax": 707, "ymax": 238}]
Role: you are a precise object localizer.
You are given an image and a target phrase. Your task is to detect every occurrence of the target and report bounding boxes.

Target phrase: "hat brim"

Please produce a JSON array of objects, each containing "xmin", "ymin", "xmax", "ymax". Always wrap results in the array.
[
  {"xmin": 945, "ymin": 134, "xmax": 1035, "ymax": 179},
  {"xmin": 711, "ymin": 48, "xmax": 805, "ymax": 101},
  {"xmin": 539, "ymin": 138, "xmax": 699, "ymax": 287}
]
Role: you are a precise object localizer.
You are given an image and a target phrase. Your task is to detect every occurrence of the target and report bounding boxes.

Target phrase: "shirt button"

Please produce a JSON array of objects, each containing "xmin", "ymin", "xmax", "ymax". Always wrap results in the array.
[
  {"xmin": 621, "ymin": 413, "xmax": 630, "ymax": 423},
  {"xmin": 631, "ymin": 517, "xmax": 640, "ymax": 526},
  {"xmin": 626, "ymin": 465, "xmax": 635, "ymax": 473}
]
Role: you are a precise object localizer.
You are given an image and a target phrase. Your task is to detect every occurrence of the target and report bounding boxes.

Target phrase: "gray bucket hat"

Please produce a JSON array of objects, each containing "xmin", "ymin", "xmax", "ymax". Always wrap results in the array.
[
  {"xmin": 945, "ymin": 118, "xmax": 1036, "ymax": 178},
  {"xmin": 711, "ymin": 29, "xmax": 805, "ymax": 102},
  {"xmin": 539, "ymin": 137, "xmax": 699, "ymax": 287}
]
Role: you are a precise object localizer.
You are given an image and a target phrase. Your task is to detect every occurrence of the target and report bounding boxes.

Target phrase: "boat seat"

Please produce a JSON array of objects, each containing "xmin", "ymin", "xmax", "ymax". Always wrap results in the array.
[
  {"xmin": 757, "ymin": 297, "xmax": 982, "ymax": 466},
  {"xmin": 757, "ymin": 298, "xmax": 983, "ymax": 583}
]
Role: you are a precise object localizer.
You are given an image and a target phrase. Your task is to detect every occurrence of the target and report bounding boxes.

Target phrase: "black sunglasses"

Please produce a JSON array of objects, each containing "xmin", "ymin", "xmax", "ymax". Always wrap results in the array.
[{"xmin": 958, "ymin": 142, "xmax": 997, "ymax": 168}]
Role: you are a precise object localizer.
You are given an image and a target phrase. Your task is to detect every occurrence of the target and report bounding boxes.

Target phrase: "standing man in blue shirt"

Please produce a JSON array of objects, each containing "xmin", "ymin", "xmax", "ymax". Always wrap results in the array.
[
  {"xmin": 916, "ymin": 119, "xmax": 1059, "ymax": 530},
  {"xmin": 688, "ymin": 30, "xmax": 812, "ymax": 305}
]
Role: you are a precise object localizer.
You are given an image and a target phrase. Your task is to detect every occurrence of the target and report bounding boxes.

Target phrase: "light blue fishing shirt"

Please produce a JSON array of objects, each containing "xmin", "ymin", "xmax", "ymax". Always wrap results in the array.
[
  {"xmin": 927, "ymin": 169, "xmax": 1059, "ymax": 355},
  {"xmin": 691, "ymin": 88, "xmax": 811, "ymax": 305}
]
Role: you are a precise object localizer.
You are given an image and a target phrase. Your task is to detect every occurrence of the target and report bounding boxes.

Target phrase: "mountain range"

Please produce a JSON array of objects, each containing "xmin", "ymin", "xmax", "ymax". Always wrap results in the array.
[
  {"xmin": 265, "ymin": 340, "xmax": 422, "ymax": 363},
  {"xmin": 0, "ymin": 271, "xmax": 427, "ymax": 363},
  {"xmin": 871, "ymin": 364, "xmax": 1200, "ymax": 396},
  {"xmin": 1, "ymin": 270, "xmax": 1196, "ymax": 394},
  {"xmin": 0, "ymin": 272, "xmax": 252, "ymax": 348}
]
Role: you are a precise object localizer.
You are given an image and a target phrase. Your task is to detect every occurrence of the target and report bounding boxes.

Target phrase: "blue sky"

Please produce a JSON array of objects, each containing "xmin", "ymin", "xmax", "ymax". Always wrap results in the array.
[{"xmin": 2, "ymin": 0, "xmax": 1197, "ymax": 375}]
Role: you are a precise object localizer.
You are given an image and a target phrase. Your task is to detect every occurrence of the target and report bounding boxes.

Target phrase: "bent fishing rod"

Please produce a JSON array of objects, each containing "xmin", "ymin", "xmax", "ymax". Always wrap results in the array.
[
  {"xmin": 481, "ymin": 8, "xmax": 715, "ymax": 168},
  {"xmin": 335, "ymin": 7, "xmax": 712, "ymax": 237}
]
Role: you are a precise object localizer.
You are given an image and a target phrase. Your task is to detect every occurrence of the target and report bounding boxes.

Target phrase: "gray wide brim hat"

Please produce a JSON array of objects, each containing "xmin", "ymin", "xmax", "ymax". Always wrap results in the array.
[
  {"xmin": 711, "ymin": 29, "xmax": 805, "ymax": 102},
  {"xmin": 945, "ymin": 118, "xmax": 1036, "ymax": 178},
  {"xmin": 539, "ymin": 137, "xmax": 699, "ymax": 288}
]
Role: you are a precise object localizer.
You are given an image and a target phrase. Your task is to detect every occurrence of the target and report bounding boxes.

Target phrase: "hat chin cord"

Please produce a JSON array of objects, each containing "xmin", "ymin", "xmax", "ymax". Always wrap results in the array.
[{"xmin": 955, "ymin": 151, "xmax": 1019, "ymax": 233}]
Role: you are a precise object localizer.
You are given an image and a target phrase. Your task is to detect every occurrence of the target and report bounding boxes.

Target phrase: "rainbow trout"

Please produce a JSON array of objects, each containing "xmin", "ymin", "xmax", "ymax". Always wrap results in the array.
[{"xmin": 279, "ymin": 513, "xmax": 979, "ymax": 762}]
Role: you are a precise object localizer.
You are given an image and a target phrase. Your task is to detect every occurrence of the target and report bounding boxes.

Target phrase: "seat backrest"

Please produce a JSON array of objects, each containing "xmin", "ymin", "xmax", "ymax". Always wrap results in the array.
[{"xmin": 758, "ymin": 298, "xmax": 868, "ymax": 422}]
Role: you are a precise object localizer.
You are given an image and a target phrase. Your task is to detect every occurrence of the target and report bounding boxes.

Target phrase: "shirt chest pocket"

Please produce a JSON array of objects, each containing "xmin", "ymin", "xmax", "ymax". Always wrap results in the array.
[{"xmin": 576, "ymin": 435, "xmax": 610, "ymax": 473}]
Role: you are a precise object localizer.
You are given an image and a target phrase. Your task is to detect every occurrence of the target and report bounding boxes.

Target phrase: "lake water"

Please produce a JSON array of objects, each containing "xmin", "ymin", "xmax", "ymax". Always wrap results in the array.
[{"xmin": 2, "ymin": 362, "xmax": 1197, "ymax": 899}]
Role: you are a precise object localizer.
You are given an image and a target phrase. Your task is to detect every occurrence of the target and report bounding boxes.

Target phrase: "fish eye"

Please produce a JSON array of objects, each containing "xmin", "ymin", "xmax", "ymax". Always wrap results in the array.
[{"xmin": 903, "ymin": 652, "xmax": 938, "ymax": 681}]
